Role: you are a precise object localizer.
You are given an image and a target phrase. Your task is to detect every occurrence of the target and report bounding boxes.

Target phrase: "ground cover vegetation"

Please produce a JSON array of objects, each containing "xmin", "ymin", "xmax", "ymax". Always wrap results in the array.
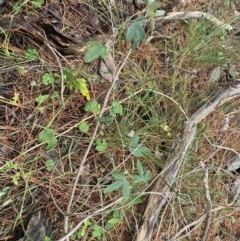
[{"xmin": 1, "ymin": 0, "xmax": 240, "ymax": 240}]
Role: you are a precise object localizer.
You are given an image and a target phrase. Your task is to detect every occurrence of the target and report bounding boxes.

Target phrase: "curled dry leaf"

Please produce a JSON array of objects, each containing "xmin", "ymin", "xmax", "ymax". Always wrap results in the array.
[
  {"xmin": 99, "ymin": 39, "xmax": 115, "ymax": 82},
  {"xmin": 0, "ymin": 144, "xmax": 11, "ymax": 160}
]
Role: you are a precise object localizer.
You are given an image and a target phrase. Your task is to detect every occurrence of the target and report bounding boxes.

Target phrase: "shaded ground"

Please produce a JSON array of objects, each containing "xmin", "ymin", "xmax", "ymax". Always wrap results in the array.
[{"xmin": 1, "ymin": 0, "xmax": 240, "ymax": 241}]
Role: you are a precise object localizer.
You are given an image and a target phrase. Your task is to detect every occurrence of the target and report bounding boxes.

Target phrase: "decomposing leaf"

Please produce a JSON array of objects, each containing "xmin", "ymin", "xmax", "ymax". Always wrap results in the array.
[
  {"xmin": 100, "ymin": 39, "xmax": 115, "ymax": 81},
  {"xmin": 0, "ymin": 144, "xmax": 11, "ymax": 160},
  {"xmin": 17, "ymin": 210, "xmax": 52, "ymax": 241}
]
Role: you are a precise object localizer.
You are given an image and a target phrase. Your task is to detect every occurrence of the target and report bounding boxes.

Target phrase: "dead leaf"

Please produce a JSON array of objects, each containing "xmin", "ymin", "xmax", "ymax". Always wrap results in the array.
[
  {"xmin": 0, "ymin": 144, "xmax": 11, "ymax": 160},
  {"xmin": 100, "ymin": 39, "xmax": 115, "ymax": 82}
]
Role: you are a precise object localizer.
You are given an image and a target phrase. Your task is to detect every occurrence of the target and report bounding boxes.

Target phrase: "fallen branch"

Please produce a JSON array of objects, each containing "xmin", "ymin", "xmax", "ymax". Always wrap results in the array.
[
  {"xmin": 135, "ymin": 81, "xmax": 240, "ymax": 241},
  {"xmin": 154, "ymin": 11, "xmax": 233, "ymax": 30}
]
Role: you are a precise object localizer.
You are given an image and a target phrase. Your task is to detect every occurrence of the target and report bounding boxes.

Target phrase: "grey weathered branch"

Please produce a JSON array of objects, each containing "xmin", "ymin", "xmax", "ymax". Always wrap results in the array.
[
  {"xmin": 135, "ymin": 81, "xmax": 240, "ymax": 241},
  {"xmin": 154, "ymin": 11, "xmax": 233, "ymax": 30}
]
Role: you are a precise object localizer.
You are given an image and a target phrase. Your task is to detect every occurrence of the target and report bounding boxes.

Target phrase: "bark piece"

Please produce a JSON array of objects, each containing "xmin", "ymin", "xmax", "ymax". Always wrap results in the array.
[{"xmin": 17, "ymin": 211, "xmax": 52, "ymax": 241}]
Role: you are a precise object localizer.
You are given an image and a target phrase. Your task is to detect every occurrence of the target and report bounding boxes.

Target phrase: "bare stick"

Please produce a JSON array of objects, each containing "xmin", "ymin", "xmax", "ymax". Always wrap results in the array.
[{"xmin": 200, "ymin": 162, "xmax": 212, "ymax": 241}]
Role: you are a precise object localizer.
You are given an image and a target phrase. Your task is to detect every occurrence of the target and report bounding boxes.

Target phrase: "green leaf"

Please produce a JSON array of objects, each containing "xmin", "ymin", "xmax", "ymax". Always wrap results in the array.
[
  {"xmin": 84, "ymin": 41, "xmax": 108, "ymax": 63},
  {"xmin": 107, "ymin": 218, "xmax": 120, "ymax": 224},
  {"xmin": 103, "ymin": 180, "xmax": 123, "ymax": 194},
  {"xmin": 75, "ymin": 78, "xmax": 90, "ymax": 100},
  {"xmin": 113, "ymin": 210, "xmax": 120, "ymax": 219},
  {"xmin": 38, "ymin": 129, "xmax": 58, "ymax": 150},
  {"xmin": 42, "ymin": 73, "xmax": 54, "ymax": 85},
  {"xmin": 35, "ymin": 94, "xmax": 48, "ymax": 105},
  {"xmin": 126, "ymin": 19, "xmax": 146, "ymax": 50},
  {"xmin": 38, "ymin": 129, "xmax": 54, "ymax": 143},
  {"xmin": 97, "ymin": 116, "xmax": 113, "ymax": 124},
  {"xmin": 123, "ymin": 180, "xmax": 130, "ymax": 200},
  {"xmin": 137, "ymin": 160, "xmax": 144, "ymax": 177},
  {"xmin": 25, "ymin": 48, "xmax": 38, "ymax": 61},
  {"xmin": 129, "ymin": 136, "xmax": 151, "ymax": 157},
  {"xmin": 45, "ymin": 159, "xmax": 55, "ymax": 172},
  {"xmin": 31, "ymin": 0, "xmax": 45, "ymax": 8},
  {"xmin": 148, "ymin": 1, "xmax": 160, "ymax": 10},
  {"xmin": 44, "ymin": 236, "xmax": 52, "ymax": 241},
  {"xmin": 46, "ymin": 138, "xmax": 58, "ymax": 150},
  {"xmin": 111, "ymin": 171, "xmax": 126, "ymax": 181},
  {"xmin": 231, "ymin": 216, "xmax": 237, "ymax": 224},
  {"xmin": 92, "ymin": 225, "xmax": 103, "ymax": 239},
  {"xmin": 112, "ymin": 101, "xmax": 123, "ymax": 116},
  {"xmin": 147, "ymin": 9, "xmax": 155, "ymax": 17},
  {"xmin": 0, "ymin": 186, "xmax": 10, "ymax": 199},
  {"xmin": 84, "ymin": 101, "xmax": 100, "ymax": 114},
  {"xmin": 78, "ymin": 121, "xmax": 90, "ymax": 133},
  {"xmin": 155, "ymin": 10, "xmax": 165, "ymax": 16},
  {"xmin": 143, "ymin": 170, "xmax": 151, "ymax": 180},
  {"xmin": 95, "ymin": 138, "xmax": 108, "ymax": 152},
  {"xmin": 109, "ymin": 109, "xmax": 116, "ymax": 118},
  {"xmin": 133, "ymin": 146, "xmax": 151, "ymax": 157},
  {"xmin": 12, "ymin": 173, "xmax": 20, "ymax": 185},
  {"xmin": 79, "ymin": 226, "xmax": 87, "ymax": 237},
  {"xmin": 133, "ymin": 175, "xmax": 142, "ymax": 183},
  {"xmin": 129, "ymin": 135, "xmax": 140, "ymax": 148},
  {"xmin": 63, "ymin": 68, "xmax": 74, "ymax": 82}
]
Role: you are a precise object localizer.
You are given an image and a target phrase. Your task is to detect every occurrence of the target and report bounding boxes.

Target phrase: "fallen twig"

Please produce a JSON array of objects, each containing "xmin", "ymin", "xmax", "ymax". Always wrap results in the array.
[{"xmin": 200, "ymin": 162, "xmax": 212, "ymax": 241}]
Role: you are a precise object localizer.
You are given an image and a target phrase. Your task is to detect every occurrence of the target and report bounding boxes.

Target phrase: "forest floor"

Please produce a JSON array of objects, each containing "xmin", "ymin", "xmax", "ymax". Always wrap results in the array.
[{"xmin": 1, "ymin": 0, "xmax": 240, "ymax": 240}]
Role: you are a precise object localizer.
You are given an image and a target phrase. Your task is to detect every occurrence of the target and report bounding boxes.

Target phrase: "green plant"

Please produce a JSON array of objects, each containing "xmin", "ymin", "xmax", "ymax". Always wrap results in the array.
[
  {"xmin": 125, "ymin": 0, "xmax": 165, "ymax": 49},
  {"xmin": 31, "ymin": 0, "xmax": 44, "ymax": 8},
  {"xmin": 129, "ymin": 135, "xmax": 151, "ymax": 157},
  {"xmin": 92, "ymin": 224, "xmax": 103, "ymax": 239},
  {"xmin": 104, "ymin": 171, "xmax": 131, "ymax": 200},
  {"xmin": 103, "ymin": 160, "xmax": 151, "ymax": 200},
  {"xmin": 63, "ymin": 68, "xmax": 91, "ymax": 100},
  {"xmin": 71, "ymin": 220, "xmax": 90, "ymax": 239},
  {"xmin": 71, "ymin": 220, "xmax": 103, "ymax": 240},
  {"xmin": 45, "ymin": 159, "xmax": 55, "ymax": 172},
  {"xmin": 145, "ymin": 0, "xmax": 165, "ymax": 35},
  {"xmin": 133, "ymin": 160, "xmax": 151, "ymax": 183},
  {"xmin": 35, "ymin": 94, "xmax": 49, "ymax": 105},
  {"xmin": 97, "ymin": 100, "xmax": 123, "ymax": 126},
  {"xmin": 84, "ymin": 41, "xmax": 108, "ymax": 63},
  {"xmin": 126, "ymin": 19, "xmax": 146, "ymax": 50},
  {"xmin": 95, "ymin": 138, "xmax": 108, "ymax": 152},
  {"xmin": 78, "ymin": 121, "xmax": 91, "ymax": 133},
  {"xmin": 84, "ymin": 101, "xmax": 100, "ymax": 114},
  {"xmin": 38, "ymin": 128, "xmax": 58, "ymax": 150},
  {"xmin": 25, "ymin": 48, "xmax": 38, "ymax": 61},
  {"xmin": 42, "ymin": 73, "xmax": 54, "ymax": 85},
  {"xmin": 105, "ymin": 209, "xmax": 122, "ymax": 230}
]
